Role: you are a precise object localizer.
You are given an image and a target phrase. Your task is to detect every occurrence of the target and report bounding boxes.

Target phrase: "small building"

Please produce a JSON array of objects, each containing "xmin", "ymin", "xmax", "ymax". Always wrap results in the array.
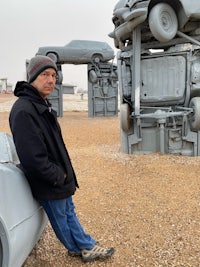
[
  {"xmin": 62, "ymin": 84, "xmax": 76, "ymax": 94},
  {"xmin": 0, "ymin": 78, "xmax": 13, "ymax": 93}
]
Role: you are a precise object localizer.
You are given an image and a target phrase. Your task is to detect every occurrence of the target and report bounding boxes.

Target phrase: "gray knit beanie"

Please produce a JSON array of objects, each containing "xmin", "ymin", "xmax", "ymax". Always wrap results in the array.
[{"xmin": 27, "ymin": 55, "xmax": 57, "ymax": 83}]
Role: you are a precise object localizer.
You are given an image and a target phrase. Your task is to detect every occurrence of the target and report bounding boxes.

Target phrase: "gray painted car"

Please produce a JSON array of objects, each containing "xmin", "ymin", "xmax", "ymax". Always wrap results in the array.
[
  {"xmin": 36, "ymin": 40, "xmax": 115, "ymax": 64},
  {"xmin": 0, "ymin": 133, "xmax": 47, "ymax": 267},
  {"xmin": 109, "ymin": 0, "xmax": 200, "ymax": 48},
  {"xmin": 110, "ymin": 1, "xmax": 200, "ymax": 156}
]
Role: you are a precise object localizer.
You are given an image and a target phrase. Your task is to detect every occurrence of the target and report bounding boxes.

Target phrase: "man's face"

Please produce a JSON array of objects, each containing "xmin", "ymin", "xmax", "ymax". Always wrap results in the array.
[{"xmin": 31, "ymin": 68, "xmax": 57, "ymax": 99}]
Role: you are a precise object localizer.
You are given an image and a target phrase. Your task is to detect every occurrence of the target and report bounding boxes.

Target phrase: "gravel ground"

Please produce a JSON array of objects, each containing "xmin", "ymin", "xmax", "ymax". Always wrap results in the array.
[{"xmin": 0, "ymin": 94, "xmax": 200, "ymax": 267}]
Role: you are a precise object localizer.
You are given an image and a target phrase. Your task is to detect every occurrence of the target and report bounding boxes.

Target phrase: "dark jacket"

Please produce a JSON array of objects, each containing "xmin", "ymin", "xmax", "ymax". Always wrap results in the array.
[{"xmin": 9, "ymin": 81, "xmax": 79, "ymax": 200}]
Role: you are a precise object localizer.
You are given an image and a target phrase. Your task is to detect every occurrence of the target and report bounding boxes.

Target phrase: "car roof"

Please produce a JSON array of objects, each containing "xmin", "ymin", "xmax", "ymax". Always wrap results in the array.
[{"xmin": 66, "ymin": 40, "xmax": 112, "ymax": 49}]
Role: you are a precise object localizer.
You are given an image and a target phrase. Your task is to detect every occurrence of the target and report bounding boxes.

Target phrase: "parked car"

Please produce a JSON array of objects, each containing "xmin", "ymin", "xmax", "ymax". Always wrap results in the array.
[
  {"xmin": 109, "ymin": 0, "xmax": 200, "ymax": 48},
  {"xmin": 0, "ymin": 133, "xmax": 47, "ymax": 267},
  {"xmin": 36, "ymin": 40, "xmax": 115, "ymax": 64}
]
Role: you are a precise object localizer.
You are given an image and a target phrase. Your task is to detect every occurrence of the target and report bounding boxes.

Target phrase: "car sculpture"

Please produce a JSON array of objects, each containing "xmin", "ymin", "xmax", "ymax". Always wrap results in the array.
[
  {"xmin": 0, "ymin": 133, "xmax": 47, "ymax": 267},
  {"xmin": 36, "ymin": 40, "xmax": 115, "ymax": 64},
  {"xmin": 110, "ymin": 0, "xmax": 200, "ymax": 156},
  {"xmin": 109, "ymin": 0, "xmax": 200, "ymax": 48}
]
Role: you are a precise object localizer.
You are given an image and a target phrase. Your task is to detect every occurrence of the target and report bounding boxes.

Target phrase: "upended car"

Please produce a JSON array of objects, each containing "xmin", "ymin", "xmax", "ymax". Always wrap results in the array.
[
  {"xmin": 109, "ymin": 1, "xmax": 200, "ymax": 156},
  {"xmin": 109, "ymin": 0, "xmax": 200, "ymax": 48},
  {"xmin": 36, "ymin": 40, "xmax": 115, "ymax": 64}
]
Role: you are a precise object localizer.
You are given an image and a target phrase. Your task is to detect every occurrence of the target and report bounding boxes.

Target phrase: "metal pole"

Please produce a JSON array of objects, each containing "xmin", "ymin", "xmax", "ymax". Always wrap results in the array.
[{"xmin": 132, "ymin": 25, "xmax": 141, "ymax": 116}]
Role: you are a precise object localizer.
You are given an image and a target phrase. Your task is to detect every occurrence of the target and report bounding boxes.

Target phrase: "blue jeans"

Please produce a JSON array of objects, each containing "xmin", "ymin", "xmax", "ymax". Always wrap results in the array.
[{"xmin": 39, "ymin": 196, "xmax": 96, "ymax": 252}]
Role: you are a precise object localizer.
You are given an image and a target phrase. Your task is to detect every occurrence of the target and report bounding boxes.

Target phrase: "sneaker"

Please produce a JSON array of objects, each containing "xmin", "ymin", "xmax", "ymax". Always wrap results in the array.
[
  {"xmin": 81, "ymin": 244, "xmax": 115, "ymax": 262},
  {"xmin": 68, "ymin": 250, "xmax": 82, "ymax": 257}
]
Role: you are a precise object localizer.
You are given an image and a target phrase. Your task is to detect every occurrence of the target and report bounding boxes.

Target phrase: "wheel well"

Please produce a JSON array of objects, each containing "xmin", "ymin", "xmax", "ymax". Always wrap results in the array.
[
  {"xmin": 91, "ymin": 53, "xmax": 103, "ymax": 62},
  {"xmin": 46, "ymin": 52, "xmax": 59, "ymax": 62},
  {"xmin": 148, "ymin": 0, "xmax": 187, "ymax": 28}
]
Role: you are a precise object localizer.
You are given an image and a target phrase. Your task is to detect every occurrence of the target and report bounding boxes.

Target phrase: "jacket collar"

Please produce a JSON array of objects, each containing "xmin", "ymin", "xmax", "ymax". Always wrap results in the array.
[{"xmin": 33, "ymin": 102, "xmax": 57, "ymax": 117}]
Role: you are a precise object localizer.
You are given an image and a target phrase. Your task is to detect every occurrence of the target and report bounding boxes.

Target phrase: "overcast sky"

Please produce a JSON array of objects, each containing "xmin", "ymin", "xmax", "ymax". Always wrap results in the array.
[{"xmin": 0, "ymin": 0, "xmax": 118, "ymax": 89}]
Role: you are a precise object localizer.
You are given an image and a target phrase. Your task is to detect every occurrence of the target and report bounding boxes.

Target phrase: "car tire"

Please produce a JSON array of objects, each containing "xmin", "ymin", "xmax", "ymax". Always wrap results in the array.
[
  {"xmin": 120, "ymin": 103, "xmax": 131, "ymax": 132},
  {"xmin": 57, "ymin": 70, "xmax": 63, "ymax": 84},
  {"xmin": 46, "ymin": 52, "xmax": 58, "ymax": 63},
  {"xmin": 120, "ymin": 129, "xmax": 129, "ymax": 154},
  {"xmin": 88, "ymin": 70, "xmax": 98, "ymax": 84},
  {"xmin": 189, "ymin": 97, "xmax": 200, "ymax": 131},
  {"xmin": 148, "ymin": 3, "xmax": 178, "ymax": 42},
  {"xmin": 92, "ymin": 54, "xmax": 103, "ymax": 64}
]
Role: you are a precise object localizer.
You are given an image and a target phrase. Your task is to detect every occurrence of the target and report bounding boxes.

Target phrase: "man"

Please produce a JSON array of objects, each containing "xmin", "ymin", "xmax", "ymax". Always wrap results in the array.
[{"xmin": 9, "ymin": 55, "xmax": 115, "ymax": 263}]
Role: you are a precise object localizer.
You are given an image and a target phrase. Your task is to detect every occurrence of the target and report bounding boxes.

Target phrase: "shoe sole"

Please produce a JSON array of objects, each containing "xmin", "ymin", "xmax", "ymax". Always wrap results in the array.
[{"xmin": 82, "ymin": 248, "xmax": 115, "ymax": 262}]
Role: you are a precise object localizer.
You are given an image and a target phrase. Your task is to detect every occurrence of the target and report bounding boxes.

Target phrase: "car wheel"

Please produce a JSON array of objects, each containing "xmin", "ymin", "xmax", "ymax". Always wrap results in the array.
[
  {"xmin": 88, "ymin": 70, "xmax": 98, "ymax": 84},
  {"xmin": 57, "ymin": 70, "xmax": 63, "ymax": 84},
  {"xmin": 120, "ymin": 103, "xmax": 131, "ymax": 132},
  {"xmin": 189, "ymin": 97, "xmax": 200, "ymax": 131},
  {"xmin": 92, "ymin": 54, "xmax": 103, "ymax": 64},
  {"xmin": 120, "ymin": 129, "xmax": 129, "ymax": 154},
  {"xmin": 46, "ymin": 52, "xmax": 58, "ymax": 63},
  {"xmin": 148, "ymin": 3, "xmax": 178, "ymax": 42}
]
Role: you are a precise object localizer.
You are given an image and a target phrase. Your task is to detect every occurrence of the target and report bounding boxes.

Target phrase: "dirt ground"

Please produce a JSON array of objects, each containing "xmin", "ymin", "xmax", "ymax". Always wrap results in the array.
[{"xmin": 0, "ymin": 94, "xmax": 200, "ymax": 267}]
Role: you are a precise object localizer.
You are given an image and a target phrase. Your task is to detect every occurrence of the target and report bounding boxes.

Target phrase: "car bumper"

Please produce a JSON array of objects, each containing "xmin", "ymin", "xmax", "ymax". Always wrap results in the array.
[{"xmin": 109, "ymin": 5, "xmax": 148, "ymax": 48}]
